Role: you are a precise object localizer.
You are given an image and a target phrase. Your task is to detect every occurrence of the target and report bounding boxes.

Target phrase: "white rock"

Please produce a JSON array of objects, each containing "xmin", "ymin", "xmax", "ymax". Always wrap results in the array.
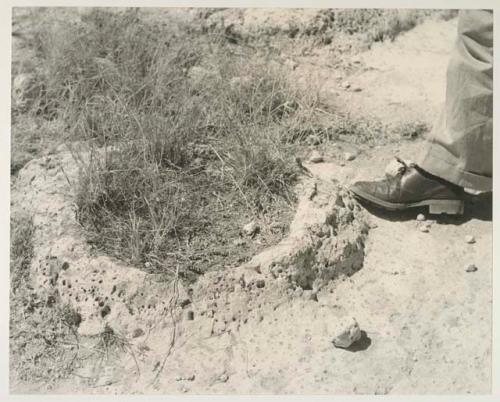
[
  {"xmin": 341, "ymin": 81, "xmax": 351, "ymax": 89},
  {"xmin": 243, "ymin": 221, "xmax": 259, "ymax": 236},
  {"xmin": 465, "ymin": 235, "xmax": 476, "ymax": 244},
  {"xmin": 332, "ymin": 316, "xmax": 362, "ymax": 348},
  {"xmin": 419, "ymin": 226, "xmax": 429, "ymax": 233},
  {"xmin": 307, "ymin": 135, "xmax": 321, "ymax": 145},
  {"xmin": 343, "ymin": 152, "xmax": 356, "ymax": 162},
  {"xmin": 384, "ymin": 158, "xmax": 412, "ymax": 178},
  {"xmin": 12, "ymin": 73, "xmax": 40, "ymax": 111},
  {"xmin": 309, "ymin": 151, "xmax": 324, "ymax": 163},
  {"xmin": 416, "ymin": 213, "xmax": 426, "ymax": 222}
]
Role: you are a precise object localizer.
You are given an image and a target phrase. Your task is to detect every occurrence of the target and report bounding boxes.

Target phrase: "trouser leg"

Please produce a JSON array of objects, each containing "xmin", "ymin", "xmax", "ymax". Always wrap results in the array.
[{"xmin": 418, "ymin": 9, "xmax": 493, "ymax": 192}]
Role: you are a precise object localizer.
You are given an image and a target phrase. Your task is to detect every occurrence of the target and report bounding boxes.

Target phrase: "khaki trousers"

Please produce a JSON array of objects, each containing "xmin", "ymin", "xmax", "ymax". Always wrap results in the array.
[{"xmin": 419, "ymin": 9, "xmax": 493, "ymax": 192}]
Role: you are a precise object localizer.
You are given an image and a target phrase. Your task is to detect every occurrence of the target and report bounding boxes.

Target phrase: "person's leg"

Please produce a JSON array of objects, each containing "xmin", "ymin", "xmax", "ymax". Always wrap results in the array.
[
  {"xmin": 418, "ymin": 9, "xmax": 493, "ymax": 192},
  {"xmin": 350, "ymin": 10, "xmax": 493, "ymax": 215}
]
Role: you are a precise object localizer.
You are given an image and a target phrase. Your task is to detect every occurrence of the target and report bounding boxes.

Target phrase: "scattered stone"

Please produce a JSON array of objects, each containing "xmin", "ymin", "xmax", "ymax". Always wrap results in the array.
[
  {"xmin": 352, "ymin": 87, "xmax": 362, "ymax": 92},
  {"xmin": 284, "ymin": 58, "xmax": 298, "ymax": 70},
  {"xmin": 343, "ymin": 152, "xmax": 356, "ymax": 162},
  {"xmin": 233, "ymin": 238, "xmax": 245, "ymax": 246},
  {"xmin": 341, "ymin": 81, "xmax": 351, "ymax": 89},
  {"xmin": 419, "ymin": 226, "xmax": 429, "ymax": 233},
  {"xmin": 416, "ymin": 213, "xmax": 426, "ymax": 222},
  {"xmin": 12, "ymin": 73, "xmax": 40, "ymax": 111},
  {"xmin": 132, "ymin": 328, "xmax": 145, "ymax": 338},
  {"xmin": 332, "ymin": 316, "xmax": 362, "ymax": 349},
  {"xmin": 178, "ymin": 298, "xmax": 191, "ymax": 308},
  {"xmin": 385, "ymin": 158, "xmax": 411, "ymax": 178},
  {"xmin": 465, "ymin": 235, "xmax": 476, "ymax": 244},
  {"xmin": 187, "ymin": 310, "xmax": 195, "ymax": 320},
  {"xmin": 255, "ymin": 279, "xmax": 265, "ymax": 288},
  {"xmin": 218, "ymin": 373, "xmax": 229, "ymax": 383},
  {"xmin": 243, "ymin": 221, "xmax": 259, "ymax": 236},
  {"xmin": 466, "ymin": 264, "xmax": 478, "ymax": 273},
  {"xmin": 100, "ymin": 305, "xmax": 111, "ymax": 318},
  {"xmin": 309, "ymin": 150, "xmax": 324, "ymax": 163},
  {"xmin": 309, "ymin": 291, "xmax": 318, "ymax": 302},
  {"xmin": 307, "ymin": 135, "xmax": 322, "ymax": 145},
  {"xmin": 175, "ymin": 373, "xmax": 195, "ymax": 382}
]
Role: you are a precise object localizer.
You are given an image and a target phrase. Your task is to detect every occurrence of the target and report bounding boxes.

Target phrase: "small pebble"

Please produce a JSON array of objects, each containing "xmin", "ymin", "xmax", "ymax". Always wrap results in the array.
[
  {"xmin": 309, "ymin": 150, "xmax": 324, "ymax": 163},
  {"xmin": 132, "ymin": 328, "xmax": 145, "ymax": 338},
  {"xmin": 465, "ymin": 235, "xmax": 476, "ymax": 244},
  {"xmin": 255, "ymin": 279, "xmax": 265, "ymax": 288},
  {"xmin": 416, "ymin": 213, "xmax": 426, "ymax": 222},
  {"xmin": 187, "ymin": 310, "xmax": 195, "ymax": 320},
  {"xmin": 466, "ymin": 264, "xmax": 478, "ymax": 273},
  {"xmin": 419, "ymin": 226, "xmax": 429, "ymax": 233},
  {"xmin": 233, "ymin": 238, "xmax": 245, "ymax": 246},
  {"xmin": 219, "ymin": 373, "xmax": 229, "ymax": 383},
  {"xmin": 344, "ymin": 152, "xmax": 356, "ymax": 162},
  {"xmin": 243, "ymin": 221, "xmax": 259, "ymax": 236}
]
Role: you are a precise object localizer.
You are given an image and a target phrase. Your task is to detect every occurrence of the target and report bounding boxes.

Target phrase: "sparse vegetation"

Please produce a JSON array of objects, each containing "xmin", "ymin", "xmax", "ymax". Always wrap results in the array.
[
  {"xmin": 11, "ymin": 8, "xmax": 437, "ymax": 280},
  {"xmin": 10, "ymin": 214, "xmax": 79, "ymax": 387}
]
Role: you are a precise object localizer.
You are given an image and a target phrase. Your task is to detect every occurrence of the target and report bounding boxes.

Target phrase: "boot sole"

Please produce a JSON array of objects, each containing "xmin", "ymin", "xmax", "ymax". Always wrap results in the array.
[{"xmin": 350, "ymin": 187, "xmax": 464, "ymax": 215}]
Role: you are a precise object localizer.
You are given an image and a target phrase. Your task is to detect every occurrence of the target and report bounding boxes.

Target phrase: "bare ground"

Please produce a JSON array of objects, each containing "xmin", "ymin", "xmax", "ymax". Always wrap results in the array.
[{"xmin": 10, "ymin": 14, "xmax": 491, "ymax": 394}]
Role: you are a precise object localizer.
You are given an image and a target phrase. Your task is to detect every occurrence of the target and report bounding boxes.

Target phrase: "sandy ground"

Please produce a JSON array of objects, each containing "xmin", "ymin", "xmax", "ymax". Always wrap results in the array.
[{"xmin": 10, "ymin": 15, "xmax": 492, "ymax": 395}]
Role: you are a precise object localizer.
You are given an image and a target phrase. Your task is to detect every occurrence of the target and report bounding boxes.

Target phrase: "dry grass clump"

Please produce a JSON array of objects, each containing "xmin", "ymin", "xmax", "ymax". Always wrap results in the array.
[
  {"xmin": 12, "ymin": 8, "xmax": 432, "ymax": 279},
  {"xmin": 18, "ymin": 9, "xmax": 302, "ymax": 278}
]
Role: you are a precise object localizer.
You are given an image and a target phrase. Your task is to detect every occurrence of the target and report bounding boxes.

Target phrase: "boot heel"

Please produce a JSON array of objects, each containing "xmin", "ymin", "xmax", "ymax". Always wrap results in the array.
[{"xmin": 428, "ymin": 200, "xmax": 464, "ymax": 215}]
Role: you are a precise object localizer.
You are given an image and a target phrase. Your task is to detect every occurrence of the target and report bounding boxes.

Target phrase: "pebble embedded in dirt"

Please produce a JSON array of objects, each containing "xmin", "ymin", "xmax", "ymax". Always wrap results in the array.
[
  {"xmin": 343, "ymin": 152, "xmax": 356, "ymax": 162},
  {"xmin": 419, "ymin": 226, "xmax": 429, "ymax": 233},
  {"xmin": 341, "ymin": 81, "xmax": 351, "ymax": 89},
  {"xmin": 416, "ymin": 213, "xmax": 426, "ymax": 222},
  {"xmin": 255, "ymin": 279, "xmax": 265, "ymax": 288},
  {"xmin": 100, "ymin": 305, "xmax": 111, "ymax": 318},
  {"xmin": 233, "ymin": 238, "xmax": 245, "ymax": 246},
  {"xmin": 176, "ymin": 374, "xmax": 195, "ymax": 381},
  {"xmin": 465, "ymin": 235, "xmax": 476, "ymax": 244},
  {"xmin": 132, "ymin": 328, "xmax": 145, "ymax": 338},
  {"xmin": 187, "ymin": 310, "xmax": 195, "ymax": 320},
  {"xmin": 243, "ymin": 221, "xmax": 259, "ymax": 236},
  {"xmin": 218, "ymin": 373, "xmax": 229, "ymax": 383},
  {"xmin": 466, "ymin": 264, "xmax": 478, "ymax": 273},
  {"xmin": 309, "ymin": 151, "xmax": 324, "ymax": 163},
  {"xmin": 307, "ymin": 135, "xmax": 321, "ymax": 145},
  {"xmin": 332, "ymin": 316, "xmax": 362, "ymax": 349}
]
